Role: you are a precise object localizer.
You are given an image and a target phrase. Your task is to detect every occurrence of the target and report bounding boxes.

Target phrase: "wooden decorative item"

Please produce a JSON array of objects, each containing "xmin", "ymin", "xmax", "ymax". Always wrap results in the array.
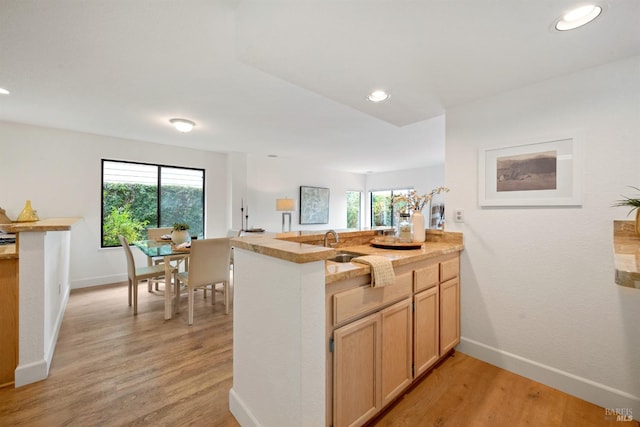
[{"xmin": 0, "ymin": 208, "xmax": 12, "ymax": 224}]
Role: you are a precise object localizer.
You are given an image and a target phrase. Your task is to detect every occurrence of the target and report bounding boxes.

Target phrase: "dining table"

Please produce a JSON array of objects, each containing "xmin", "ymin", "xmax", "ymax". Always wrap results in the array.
[{"xmin": 134, "ymin": 239, "xmax": 190, "ymax": 320}]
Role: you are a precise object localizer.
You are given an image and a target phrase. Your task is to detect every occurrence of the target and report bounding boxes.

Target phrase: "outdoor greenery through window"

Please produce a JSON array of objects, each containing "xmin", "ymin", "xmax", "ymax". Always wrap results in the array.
[
  {"xmin": 370, "ymin": 189, "xmax": 411, "ymax": 227},
  {"xmin": 346, "ymin": 191, "xmax": 362, "ymax": 229},
  {"xmin": 101, "ymin": 160, "xmax": 205, "ymax": 247}
]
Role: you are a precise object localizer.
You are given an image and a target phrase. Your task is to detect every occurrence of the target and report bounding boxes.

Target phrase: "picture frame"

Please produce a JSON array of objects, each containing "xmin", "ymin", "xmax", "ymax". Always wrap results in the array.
[
  {"xmin": 478, "ymin": 134, "xmax": 583, "ymax": 207},
  {"xmin": 300, "ymin": 186, "xmax": 330, "ymax": 224}
]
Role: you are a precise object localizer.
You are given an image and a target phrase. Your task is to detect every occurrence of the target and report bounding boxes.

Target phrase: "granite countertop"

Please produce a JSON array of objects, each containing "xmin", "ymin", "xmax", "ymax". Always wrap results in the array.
[
  {"xmin": 232, "ymin": 229, "xmax": 464, "ymax": 284},
  {"xmin": 0, "ymin": 217, "xmax": 81, "ymax": 233},
  {"xmin": 613, "ymin": 220, "xmax": 640, "ymax": 289},
  {"xmin": 322, "ymin": 241, "xmax": 463, "ymax": 283}
]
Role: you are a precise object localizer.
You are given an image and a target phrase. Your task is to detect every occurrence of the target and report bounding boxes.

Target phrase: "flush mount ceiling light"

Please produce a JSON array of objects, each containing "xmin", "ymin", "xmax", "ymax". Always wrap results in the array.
[
  {"xmin": 169, "ymin": 118, "xmax": 196, "ymax": 133},
  {"xmin": 0, "ymin": 87, "xmax": 10, "ymax": 95},
  {"xmin": 367, "ymin": 90, "xmax": 390, "ymax": 103},
  {"xmin": 554, "ymin": 4, "xmax": 603, "ymax": 31}
]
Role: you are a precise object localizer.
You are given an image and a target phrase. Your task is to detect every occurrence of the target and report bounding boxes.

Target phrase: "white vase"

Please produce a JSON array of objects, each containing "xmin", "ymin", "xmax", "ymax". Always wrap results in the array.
[
  {"xmin": 171, "ymin": 230, "xmax": 191, "ymax": 245},
  {"xmin": 412, "ymin": 210, "xmax": 425, "ymax": 243}
]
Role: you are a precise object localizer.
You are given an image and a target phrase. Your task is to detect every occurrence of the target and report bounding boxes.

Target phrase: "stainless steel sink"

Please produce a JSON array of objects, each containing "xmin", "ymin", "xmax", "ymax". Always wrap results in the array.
[{"xmin": 328, "ymin": 251, "xmax": 364, "ymax": 263}]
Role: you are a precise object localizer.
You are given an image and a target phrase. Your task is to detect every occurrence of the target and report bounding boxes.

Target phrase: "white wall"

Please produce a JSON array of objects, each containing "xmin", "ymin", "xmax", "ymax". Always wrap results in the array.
[
  {"xmin": 0, "ymin": 121, "xmax": 229, "ymax": 288},
  {"xmin": 0, "ymin": 121, "xmax": 446, "ymax": 288},
  {"xmin": 245, "ymin": 155, "xmax": 366, "ymax": 232},
  {"xmin": 446, "ymin": 56, "xmax": 640, "ymax": 414}
]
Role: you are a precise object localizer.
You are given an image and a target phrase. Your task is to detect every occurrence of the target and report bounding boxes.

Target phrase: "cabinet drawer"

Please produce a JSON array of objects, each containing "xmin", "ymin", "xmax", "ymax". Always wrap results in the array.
[
  {"xmin": 414, "ymin": 264, "xmax": 439, "ymax": 292},
  {"xmin": 439, "ymin": 257, "xmax": 459, "ymax": 282},
  {"xmin": 333, "ymin": 272, "xmax": 412, "ymax": 325}
]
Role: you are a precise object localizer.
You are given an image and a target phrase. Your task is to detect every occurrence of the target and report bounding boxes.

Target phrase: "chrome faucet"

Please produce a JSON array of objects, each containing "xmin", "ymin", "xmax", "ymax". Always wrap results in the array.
[{"xmin": 324, "ymin": 230, "xmax": 339, "ymax": 247}]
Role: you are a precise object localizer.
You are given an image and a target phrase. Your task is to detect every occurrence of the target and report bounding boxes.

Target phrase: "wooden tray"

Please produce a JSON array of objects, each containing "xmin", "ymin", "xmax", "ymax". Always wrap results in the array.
[{"xmin": 370, "ymin": 239, "xmax": 422, "ymax": 250}]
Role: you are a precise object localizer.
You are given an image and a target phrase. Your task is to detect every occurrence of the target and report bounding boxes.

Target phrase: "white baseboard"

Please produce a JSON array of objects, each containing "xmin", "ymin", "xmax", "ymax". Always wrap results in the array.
[
  {"xmin": 458, "ymin": 337, "xmax": 640, "ymax": 421},
  {"xmin": 71, "ymin": 274, "xmax": 126, "ymax": 289},
  {"xmin": 15, "ymin": 287, "xmax": 69, "ymax": 387},
  {"xmin": 229, "ymin": 388, "xmax": 262, "ymax": 427}
]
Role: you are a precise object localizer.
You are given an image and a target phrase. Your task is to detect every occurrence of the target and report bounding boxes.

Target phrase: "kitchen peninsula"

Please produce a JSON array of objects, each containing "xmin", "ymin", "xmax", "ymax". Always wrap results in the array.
[
  {"xmin": 0, "ymin": 217, "xmax": 79, "ymax": 387},
  {"xmin": 230, "ymin": 229, "xmax": 463, "ymax": 427}
]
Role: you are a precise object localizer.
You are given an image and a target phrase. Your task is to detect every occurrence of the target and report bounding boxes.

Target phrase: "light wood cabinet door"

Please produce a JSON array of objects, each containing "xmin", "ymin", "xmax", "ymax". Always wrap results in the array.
[
  {"xmin": 333, "ymin": 313, "xmax": 381, "ymax": 427},
  {"xmin": 0, "ymin": 258, "xmax": 18, "ymax": 387},
  {"xmin": 414, "ymin": 286, "xmax": 439, "ymax": 377},
  {"xmin": 439, "ymin": 277, "xmax": 460, "ymax": 355},
  {"xmin": 380, "ymin": 298, "xmax": 412, "ymax": 407}
]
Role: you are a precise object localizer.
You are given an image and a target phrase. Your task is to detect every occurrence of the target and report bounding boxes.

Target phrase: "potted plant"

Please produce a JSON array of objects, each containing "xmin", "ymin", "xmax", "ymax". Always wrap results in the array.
[
  {"xmin": 612, "ymin": 186, "xmax": 640, "ymax": 236},
  {"xmin": 172, "ymin": 222, "xmax": 191, "ymax": 245}
]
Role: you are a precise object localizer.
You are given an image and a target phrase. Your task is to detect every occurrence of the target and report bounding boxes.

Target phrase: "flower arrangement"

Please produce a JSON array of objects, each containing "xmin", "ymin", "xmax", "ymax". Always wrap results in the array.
[
  {"xmin": 392, "ymin": 186, "xmax": 450, "ymax": 212},
  {"xmin": 172, "ymin": 222, "xmax": 190, "ymax": 231}
]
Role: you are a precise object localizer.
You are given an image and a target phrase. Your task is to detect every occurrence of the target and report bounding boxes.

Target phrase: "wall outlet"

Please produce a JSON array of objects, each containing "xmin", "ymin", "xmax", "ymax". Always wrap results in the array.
[{"xmin": 454, "ymin": 209, "xmax": 464, "ymax": 223}]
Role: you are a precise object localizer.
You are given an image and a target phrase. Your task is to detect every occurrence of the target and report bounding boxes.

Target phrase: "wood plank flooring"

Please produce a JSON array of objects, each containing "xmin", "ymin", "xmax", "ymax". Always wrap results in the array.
[{"xmin": 0, "ymin": 281, "xmax": 635, "ymax": 427}]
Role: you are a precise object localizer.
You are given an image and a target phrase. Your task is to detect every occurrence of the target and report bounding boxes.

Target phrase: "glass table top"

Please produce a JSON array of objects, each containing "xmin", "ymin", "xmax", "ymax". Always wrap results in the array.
[{"xmin": 133, "ymin": 239, "xmax": 189, "ymax": 257}]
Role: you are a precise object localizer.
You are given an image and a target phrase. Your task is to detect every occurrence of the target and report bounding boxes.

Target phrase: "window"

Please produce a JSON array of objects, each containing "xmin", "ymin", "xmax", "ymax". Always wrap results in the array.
[
  {"xmin": 101, "ymin": 160, "xmax": 205, "ymax": 247},
  {"xmin": 370, "ymin": 188, "xmax": 411, "ymax": 227},
  {"xmin": 346, "ymin": 191, "xmax": 362, "ymax": 229}
]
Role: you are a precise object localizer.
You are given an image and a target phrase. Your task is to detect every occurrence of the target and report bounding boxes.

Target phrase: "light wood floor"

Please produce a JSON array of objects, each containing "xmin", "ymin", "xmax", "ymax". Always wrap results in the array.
[{"xmin": 0, "ymin": 282, "xmax": 635, "ymax": 427}]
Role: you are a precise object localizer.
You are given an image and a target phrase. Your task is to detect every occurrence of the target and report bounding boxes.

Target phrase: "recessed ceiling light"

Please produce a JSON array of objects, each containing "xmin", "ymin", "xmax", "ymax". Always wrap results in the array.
[
  {"xmin": 555, "ymin": 4, "xmax": 603, "ymax": 31},
  {"xmin": 0, "ymin": 87, "xmax": 10, "ymax": 95},
  {"xmin": 367, "ymin": 90, "xmax": 390, "ymax": 103},
  {"xmin": 169, "ymin": 118, "xmax": 196, "ymax": 133}
]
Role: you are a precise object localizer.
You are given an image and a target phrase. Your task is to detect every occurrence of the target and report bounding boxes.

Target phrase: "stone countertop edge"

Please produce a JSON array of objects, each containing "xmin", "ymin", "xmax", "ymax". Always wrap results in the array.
[
  {"xmin": 0, "ymin": 217, "xmax": 82, "ymax": 233},
  {"xmin": 613, "ymin": 220, "xmax": 640, "ymax": 289},
  {"xmin": 231, "ymin": 230, "xmax": 464, "ymax": 284}
]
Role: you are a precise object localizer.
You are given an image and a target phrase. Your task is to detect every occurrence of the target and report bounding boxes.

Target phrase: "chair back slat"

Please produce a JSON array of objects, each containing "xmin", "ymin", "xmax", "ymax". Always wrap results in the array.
[
  {"xmin": 118, "ymin": 235, "xmax": 137, "ymax": 281},
  {"xmin": 187, "ymin": 238, "xmax": 230, "ymax": 288}
]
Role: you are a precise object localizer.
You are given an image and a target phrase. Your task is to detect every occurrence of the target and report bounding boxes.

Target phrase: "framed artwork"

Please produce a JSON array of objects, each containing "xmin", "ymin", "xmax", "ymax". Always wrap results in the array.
[
  {"xmin": 478, "ymin": 134, "xmax": 582, "ymax": 207},
  {"xmin": 300, "ymin": 186, "xmax": 330, "ymax": 224}
]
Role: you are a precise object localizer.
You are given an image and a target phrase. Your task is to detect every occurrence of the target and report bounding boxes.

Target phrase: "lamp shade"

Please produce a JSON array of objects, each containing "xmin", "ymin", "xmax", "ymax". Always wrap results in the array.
[{"xmin": 276, "ymin": 198, "xmax": 295, "ymax": 212}]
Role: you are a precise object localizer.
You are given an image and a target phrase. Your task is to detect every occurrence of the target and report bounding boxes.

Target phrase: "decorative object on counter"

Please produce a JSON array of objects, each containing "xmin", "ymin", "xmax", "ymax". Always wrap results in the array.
[
  {"xmin": 240, "ymin": 198, "xmax": 250, "ymax": 231},
  {"xmin": 392, "ymin": 187, "xmax": 449, "ymax": 242},
  {"xmin": 276, "ymin": 198, "xmax": 295, "ymax": 232},
  {"xmin": 411, "ymin": 210, "xmax": 425, "ymax": 242},
  {"xmin": 612, "ymin": 186, "xmax": 640, "ymax": 236},
  {"xmin": 16, "ymin": 199, "xmax": 40, "ymax": 222},
  {"xmin": 0, "ymin": 207, "xmax": 12, "ymax": 224},
  {"xmin": 397, "ymin": 212, "xmax": 414, "ymax": 242},
  {"xmin": 171, "ymin": 222, "xmax": 191, "ymax": 245},
  {"xmin": 370, "ymin": 238, "xmax": 422, "ymax": 250},
  {"xmin": 300, "ymin": 186, "xmax": 330, "ymax": 224},
  {"xmin": 431, "ymin": 203, "xmax": 446, "ymax": 229}
]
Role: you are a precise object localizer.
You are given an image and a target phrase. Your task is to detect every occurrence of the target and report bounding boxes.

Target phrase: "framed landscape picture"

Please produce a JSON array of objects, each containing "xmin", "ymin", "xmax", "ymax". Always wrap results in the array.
[
  {"xmin": 478, "ymin": 134, "xmax": 583, "ymax": 207},
  {"xmin": 300, "ymin": 186, "xmax": 330, "ymax": 224}
]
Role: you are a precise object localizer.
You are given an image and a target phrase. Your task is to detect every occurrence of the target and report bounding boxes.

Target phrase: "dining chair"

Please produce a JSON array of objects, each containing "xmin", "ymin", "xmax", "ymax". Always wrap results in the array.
[
  {"xmin": 226, "ymin": 229, "xmax": 241, "ymax": 270},
  {"xmin": 118, "ymin": 235, "xmax": 166, "ymax": 315},
  {"xmin": 174, "ymin": 237, "xmax": 231, "ymax": 325},
  {"xmin": 146, "ymin": 226, "xmax": 188, "ymax": 291}
]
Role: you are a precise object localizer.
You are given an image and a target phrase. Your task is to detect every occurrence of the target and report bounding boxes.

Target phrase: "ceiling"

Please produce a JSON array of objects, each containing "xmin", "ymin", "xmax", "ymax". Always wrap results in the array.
[{"xmin": 1, "ymin": 0, "xmax": 638, "ymax": 173}]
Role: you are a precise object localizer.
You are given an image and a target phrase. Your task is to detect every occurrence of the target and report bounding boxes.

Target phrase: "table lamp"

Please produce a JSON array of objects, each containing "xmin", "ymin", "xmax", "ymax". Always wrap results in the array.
[{"xmin": 276, "ymin": 198, "xmax": 295, "ymax": 232}]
